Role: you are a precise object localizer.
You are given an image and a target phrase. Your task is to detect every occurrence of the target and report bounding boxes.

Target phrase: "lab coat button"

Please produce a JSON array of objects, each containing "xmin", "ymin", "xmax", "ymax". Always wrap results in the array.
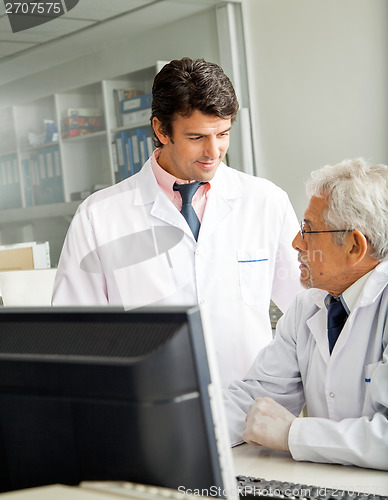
[
  {"xmin": 195, "ymin": 249, "xmax": 200, "ymax": 256},
  {"xmin": 329, "ymin": 392, "xmax": 335, "ymax": 398},
  {"xmin": 199, "ymin": 299, "xmax": 205, "ymax": 305}
]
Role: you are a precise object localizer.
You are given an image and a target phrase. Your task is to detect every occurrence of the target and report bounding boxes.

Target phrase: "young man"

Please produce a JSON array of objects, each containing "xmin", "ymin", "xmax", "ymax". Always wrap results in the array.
[
  {"xmin": 224, "ymin": 158, "xmax": 388, "ymax": 470},
  {"xmin": 52, "ymin": 58, "xmax": 301, "ymax": 387}
]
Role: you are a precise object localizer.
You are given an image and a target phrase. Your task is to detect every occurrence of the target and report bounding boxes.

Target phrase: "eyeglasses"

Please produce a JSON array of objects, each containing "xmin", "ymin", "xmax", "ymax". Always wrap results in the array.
[{"xmin": 299, "ymin": 221, "xmax": 353, "ymax": 240}]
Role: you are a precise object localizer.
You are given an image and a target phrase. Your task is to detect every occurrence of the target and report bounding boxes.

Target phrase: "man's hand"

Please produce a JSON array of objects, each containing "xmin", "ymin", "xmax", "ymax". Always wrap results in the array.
[{"xmin": 242, "ymin": 397, "xmax": 296, "ymax": 452}]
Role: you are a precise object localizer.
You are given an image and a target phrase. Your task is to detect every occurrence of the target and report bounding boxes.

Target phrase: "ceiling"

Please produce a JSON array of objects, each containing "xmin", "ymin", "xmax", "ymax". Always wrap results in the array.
[
  {"xmin": 0, "ymin": 0, "xmax": 227, "ymax": 85},
  {"xmin": 0, "ymin": 1, "xmax": 161, "ymax": 60}
]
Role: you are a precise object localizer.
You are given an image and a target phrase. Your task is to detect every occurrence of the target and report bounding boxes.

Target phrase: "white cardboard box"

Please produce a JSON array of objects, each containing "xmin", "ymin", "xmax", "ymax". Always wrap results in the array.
[{"xmin": 0, "ymin": 241, "xmax": 50, "ymax": 270}]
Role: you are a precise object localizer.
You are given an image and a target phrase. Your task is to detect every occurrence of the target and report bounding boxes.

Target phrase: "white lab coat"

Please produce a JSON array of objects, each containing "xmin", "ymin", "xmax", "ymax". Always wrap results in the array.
[
  {"xmin": 52, "ymin": 160, "xmax": 302, "ymax": 387},
  {"xmin": 224, "ymin": 260, "xmax": 388, "ymax": 470}
]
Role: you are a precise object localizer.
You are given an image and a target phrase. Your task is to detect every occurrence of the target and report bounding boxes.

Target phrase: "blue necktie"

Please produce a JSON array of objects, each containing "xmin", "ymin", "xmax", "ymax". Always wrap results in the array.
[
  {"xmin": 327, "ymin": 296, "xmax": 348, "ymax": 354},
  {"xmin": 173, "ymin": 182, "xmax": 205, "ymax": 241}
]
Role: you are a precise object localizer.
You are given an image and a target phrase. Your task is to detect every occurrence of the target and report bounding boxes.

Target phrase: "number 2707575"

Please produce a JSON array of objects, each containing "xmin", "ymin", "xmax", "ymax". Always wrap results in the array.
[{"xmin": 4, "ymin": 2, "xmax": 62, "ymax": 15}]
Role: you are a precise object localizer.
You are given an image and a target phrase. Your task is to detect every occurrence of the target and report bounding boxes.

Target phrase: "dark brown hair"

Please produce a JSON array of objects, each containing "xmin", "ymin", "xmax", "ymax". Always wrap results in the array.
[{"xmin": 151, "ymin": 57, "xmax": 239, "ymax": 147}]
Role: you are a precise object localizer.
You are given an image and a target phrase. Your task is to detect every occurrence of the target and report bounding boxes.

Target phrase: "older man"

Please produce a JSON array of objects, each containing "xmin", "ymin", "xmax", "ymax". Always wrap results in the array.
[{"xmin": 224, "ymin": 158, "xmax": 388, "ymax": 470}]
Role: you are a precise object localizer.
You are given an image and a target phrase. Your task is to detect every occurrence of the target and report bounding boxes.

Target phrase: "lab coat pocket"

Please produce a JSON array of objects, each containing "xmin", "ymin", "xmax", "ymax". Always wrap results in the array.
[
  {"xmin": 238, "ymin": 249, "xmax": 270, "ymax": 305},
  {"xmin": 363, "ymin": 362, "xmax": 381, "ymax": 413}
]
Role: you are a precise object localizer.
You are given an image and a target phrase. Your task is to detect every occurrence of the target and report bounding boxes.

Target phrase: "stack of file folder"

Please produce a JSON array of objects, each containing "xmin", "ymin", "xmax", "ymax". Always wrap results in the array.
[
  {"xmin": 112, "ymin": 126, "xmax": 154, "ymax": 182},
  {"xmin": 22, "ymin": 145, "xmax": 64, "ymax": 206},
  {"xmin": 0, "ymin": 154, "xmax": 22, "ymax": 210}
]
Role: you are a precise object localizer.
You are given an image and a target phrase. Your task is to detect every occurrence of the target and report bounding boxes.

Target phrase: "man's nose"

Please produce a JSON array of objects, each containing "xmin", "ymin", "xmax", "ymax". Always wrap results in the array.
[
  {"xmin": 204, "ymin": 137, "xmax": 220, "ymax": 159},
  {"xmin": 292, "ymin": 230, "xmax": 305, "ymax": 252}
]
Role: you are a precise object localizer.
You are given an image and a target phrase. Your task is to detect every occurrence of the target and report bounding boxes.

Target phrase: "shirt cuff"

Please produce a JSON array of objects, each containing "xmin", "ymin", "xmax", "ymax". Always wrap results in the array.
[{"xmin": 288, "ymin": 416, "xmax": 304, "ymax": 461}]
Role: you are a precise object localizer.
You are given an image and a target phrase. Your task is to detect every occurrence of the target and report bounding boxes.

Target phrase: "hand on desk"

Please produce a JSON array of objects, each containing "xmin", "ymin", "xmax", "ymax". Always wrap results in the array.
[{"xmin": 242, "ymin": 397, "xmax": 296, "ymax": 452}]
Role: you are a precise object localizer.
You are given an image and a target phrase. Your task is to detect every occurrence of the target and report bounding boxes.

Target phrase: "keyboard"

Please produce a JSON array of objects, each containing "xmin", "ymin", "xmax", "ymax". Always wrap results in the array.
[
  {"xmin": 236, "ymin": 475, "xmax": 388, "ymax": 500},
  {"xmin": 80, "ymin": 477, "xmax": 387, "ymax": 500}
]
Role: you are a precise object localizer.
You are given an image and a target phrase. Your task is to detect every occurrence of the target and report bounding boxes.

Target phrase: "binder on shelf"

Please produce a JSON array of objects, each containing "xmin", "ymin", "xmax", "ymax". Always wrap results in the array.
[
  {"xmin": 136, "ymin": 127, "xmax": 148, "ymax": 166},
  {"xmin": 110, "ymin": 125, "xmax": 154, "ymax": 183},
  {"xmin": 22, "ymin": 158, "xmax": 33, "ymax": 207},
  {"xmin": 38, "ymin": 151, "xmax": 49, "ymax": 205},
  {"xmin": 31, "ymin": 155, "xmax": 41, "ymax": 206},
  {"xmin": 117, "ymin": 89, "xmax": 144, "ymax": 100},
  {"xmin": 113, "ymin": 89, "xmax": 122, "ymax": 127},
  {"xmin": 111, "ymin": 141, "xmax": 119, "ymax": 183},
  {"xmin": 120, "ymin": 93, "xmax": 152, "ymax": 128},
  {"xmin": 25, "ymin": 146, "xmax": 64, "ymax": 206},
  {"xmin": 129, "ymin": 129, "xmax": 142, "ymax": 175},
  {"xmin": 46, "ymin": 147, "xmax": 55, "ymax": 204},
  {"xmin": 137, "ymin": 126, "xmax": 154, "ymax": 162},
  {"xmin": 120, "ymin": 93, "xmax": 152, "ymax": 113},
  {"xmin": 51, "ymin": 146, "xmax": 65, "ymax": 203},
  {"xmin": 146, "ymin": 132, "xmax": 154, "ymax": 158},
  {"xmin": 113, "ymin": 89, "xmax": 144, "ymax": 128},
  {"xmin": 0, "ymin": 154, "xmax": 22, "ymax": 210},
  {"xmin": 139, "ymin": 132, "xmax": 146, "ymax": 166},
  {"xmin": 121, "ymin": 131, "xmax": 132, "ymax": 180},
  {"xmin": 115, "ymin": 132, "xmax": 129, "ymax": 182},
  {"xmin": 125, "ymin": 132, "xmax": 134, "ymax": 177},
  {"xmin": 121, "ymin": 108, "xmax": 151, "ymax": 127}
]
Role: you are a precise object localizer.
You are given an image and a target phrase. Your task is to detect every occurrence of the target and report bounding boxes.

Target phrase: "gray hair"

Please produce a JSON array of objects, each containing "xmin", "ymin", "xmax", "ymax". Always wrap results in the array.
[{"xmin": 306, "ymin": 158, "xmax": 388, "ymax": 260}]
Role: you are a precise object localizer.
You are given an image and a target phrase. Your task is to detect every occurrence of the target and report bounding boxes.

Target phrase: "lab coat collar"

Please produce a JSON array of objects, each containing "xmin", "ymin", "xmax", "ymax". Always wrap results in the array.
[
  {"xmin": 210, "ymin": 162, "xmax": 245, "ymax": 200},
  {"xmin": 332, "ymin": 261, "xmax": 388, "ymax": 358},
  {"xmin": 151, "ymin": 190, "xmax": 191, "ymax": 237},
  {"xmin": 198, "ymin": 163, "xmax": 244, "ymax": 239},
  {"xmin": 357, "ymin": 259, "xmax": 388, "ymax": 307},
  {"xmin": 128, "ymin": 160, "xmax": 188, "ymax": 236},
  {"xmin": 306, "ymin": 291, "xmax": 330, "ymax": 362},
  {"xmin": 132, "ymin": 159, "xmax": 160, "ymax": 205},
  {"xmin": 132, "ymin": 160, "xmax": 244, "ymax": 204},
  {"xmin": 132, "ymin": 160, "xmax": 244, "ymax": 241},
  {"xmin": 306, "ymin": 289, "xmax": 351, "ymax": 362},
  {"xmin": 305, "ymin": 260, "xmax": 388, "ymax": 361}
]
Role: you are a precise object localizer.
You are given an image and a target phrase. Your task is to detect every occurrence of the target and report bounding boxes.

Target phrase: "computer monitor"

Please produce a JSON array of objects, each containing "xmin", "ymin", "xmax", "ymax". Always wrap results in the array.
[{"xmin": 0, "ymin": 306, "xmax": 236, "ymax": 497}]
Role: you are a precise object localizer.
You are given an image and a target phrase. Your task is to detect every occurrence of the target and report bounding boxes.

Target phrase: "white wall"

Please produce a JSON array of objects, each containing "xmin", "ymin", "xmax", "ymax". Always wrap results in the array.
[{"xmin": 242, "ymin": 0, "xmax": 388, "ymax": 218}]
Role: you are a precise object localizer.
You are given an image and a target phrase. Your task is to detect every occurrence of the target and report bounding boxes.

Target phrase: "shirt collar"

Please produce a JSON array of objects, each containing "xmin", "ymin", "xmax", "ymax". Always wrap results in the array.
[
  {"xmin": 151, "ymin": 148, "xmax": 179, "ymax": 194},
  {"xmin": 342, "ymin": 269, "xmax": 374, "ymax": 313},
  {"xmin": 151, "ymin": 148, "xmax": 212, "ymax": 198},
  {"xmin": 152, "ymin": 147, "xmax": 216, "ymax": 185}
]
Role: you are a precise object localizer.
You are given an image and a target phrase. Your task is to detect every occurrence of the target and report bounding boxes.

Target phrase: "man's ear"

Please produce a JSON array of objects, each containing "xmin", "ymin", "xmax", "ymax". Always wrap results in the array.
[
  {"xmin": 347, "ymin": 230, "xmax": 369, "ymax": 265},
  {"xmin": 152, "ymin": 117, "xmax": 169, "ymax": 145}
]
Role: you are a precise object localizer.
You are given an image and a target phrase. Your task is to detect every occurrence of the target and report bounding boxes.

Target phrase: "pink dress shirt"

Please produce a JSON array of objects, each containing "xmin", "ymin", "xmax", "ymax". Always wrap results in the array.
[{"xmin": 151, "ymin": 148, "xmax": 210, "ymax": 222}]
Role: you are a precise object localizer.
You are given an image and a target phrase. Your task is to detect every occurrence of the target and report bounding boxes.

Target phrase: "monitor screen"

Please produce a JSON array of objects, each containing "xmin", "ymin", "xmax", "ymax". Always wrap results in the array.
[{"xmin": 0, "ymin": 306, "xmax": 235, "ymax": 496}]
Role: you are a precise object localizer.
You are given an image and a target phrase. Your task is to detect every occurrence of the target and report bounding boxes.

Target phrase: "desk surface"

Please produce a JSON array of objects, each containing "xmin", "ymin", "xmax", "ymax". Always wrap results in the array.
[
  {"xmin": 1, "ymin": 445, "xmax": 387, "ymax": 498},
  {"xmin": 232, "ymin": 443, "xmax": 388, "ymax": 496}
]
